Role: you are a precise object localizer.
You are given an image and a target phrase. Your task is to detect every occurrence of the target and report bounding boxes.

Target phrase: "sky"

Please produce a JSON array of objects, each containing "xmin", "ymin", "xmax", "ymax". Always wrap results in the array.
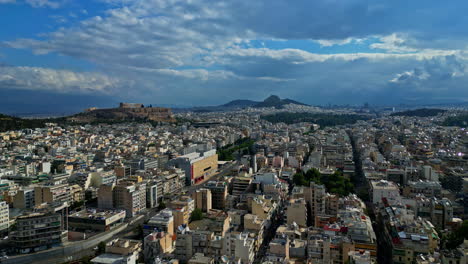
[{"xmin": 0, "ymin": 0, "xmax": 467, "ymax": 113}]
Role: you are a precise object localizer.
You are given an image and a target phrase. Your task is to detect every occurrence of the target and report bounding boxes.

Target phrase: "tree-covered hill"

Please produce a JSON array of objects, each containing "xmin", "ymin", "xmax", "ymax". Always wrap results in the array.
[
  {"xmin": 0, "ymin": 114, "xmax": 54, "ymax": 132},
  {"xmin": 441, "ymin": 114, "xmax": 468, "ymax": 128},
  {"xmin": 390, "ymin": 108, "xmax": 446, "ymax": 117}
]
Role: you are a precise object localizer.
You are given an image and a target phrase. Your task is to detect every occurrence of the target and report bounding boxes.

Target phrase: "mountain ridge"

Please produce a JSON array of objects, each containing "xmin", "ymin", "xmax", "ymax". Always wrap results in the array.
[{"xmin": 221, "ymin": 95, "xmax": 308, "ymax": 109}]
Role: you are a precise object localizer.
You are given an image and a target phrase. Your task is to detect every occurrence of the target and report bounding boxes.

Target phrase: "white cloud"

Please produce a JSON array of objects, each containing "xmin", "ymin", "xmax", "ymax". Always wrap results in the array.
[
  {"xmin": 3, "ymin": 0, "xmax": 468, "ymax": 105},
  {"xmin": 218, "ymin": 47, "xmax": 458, "ymax": 65},
  {"xmin": 370, "ymin": 34, "xmax": 417, "ymax": 53},
  {"xmin": 315, "ymin": 38, "xmax": 359, "ymax": 47},
  {"xmin": 25, "ymin": 0, "xmax": 62, "ymax": 8},
  {"xmin": 0, "ymin": 66, "xmax": 125, "ymax": 93},
  {"xmin": 390, "ymin": 68, "xmax": 430, "ymax": 83},
  {"xmin": 0, "ymin": 0, "xmax": 64, "ymax": 8}
]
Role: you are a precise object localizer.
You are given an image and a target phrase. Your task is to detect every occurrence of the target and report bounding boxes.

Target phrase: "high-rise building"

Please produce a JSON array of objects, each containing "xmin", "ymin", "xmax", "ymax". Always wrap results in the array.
[
  {"xmin": 0, "ymin": 201, "xmax": 9, "ymax": 233},
  {"xmin": 98, "ymin": 181, "xmax": 146, "ymax": 218},
  {"xmin": 113, "ymin": 182, "xmax": 147, "ymax": 218},
  {"xmin": 97, "ymin": 185, "xmax": 114, "ymax": 209},
  {"xmin": 205, "ymin": 181, "xmax": 227, "ymax": 210},
  {"xmin": 146, "ymin": 181, "xmax": 159, "ymax": 208},
  {"xmin": 193, "ymin": 188, "xmax": 212, "ymax": 212}
]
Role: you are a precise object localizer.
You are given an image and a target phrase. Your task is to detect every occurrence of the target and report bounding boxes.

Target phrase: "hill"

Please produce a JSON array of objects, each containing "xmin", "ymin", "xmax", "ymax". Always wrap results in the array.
[
  {"xmin": 0, "ymin": 113, "xmax": 62, "ymax": 132},
  {"xmin": 0, "ymin": 103, "xmax": 176, "ymax": 132},
  {"xmin": 254, "ymin": 95, "xmax": 308, "ymax": 108},
  {"xmin": 390, "ymin": 108, "xmax": 447, "ymax": 117},
  {"xmin": 441, "ymin": 113, "xmax": 468, "ymax": 128},
  {"xmin": 221, "ymin": 99, "xmax": 259, "ymax": 108},
  {"xmin": 67, "ymin": 104, "xmax": 175, "ymax": 123}
]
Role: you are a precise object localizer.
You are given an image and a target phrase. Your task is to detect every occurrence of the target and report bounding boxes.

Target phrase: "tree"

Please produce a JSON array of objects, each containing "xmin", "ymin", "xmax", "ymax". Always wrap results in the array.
[
  {"xmin": 190, "ymin": 208, "xmax": 204, "ymax": 222},
  {"xmin": 440, "ymin": 174, "xmax": 463, "ymax": 193},
  {"xmin": 293, "ymin": 168, "xmax": 354, "ymax": 196},
  {"xmin": 293, "ymin": 172, "xmax": 307, "ymax": 186},
  {"xmin": 97, "ymin": 241, "xmax": 106, "ymax": 254},
  {"xmin": 446, "ymin": 220, "xmax": 468, "ymax": 249},
  {"xmin": 158, "ymin": 201, "xmax": 166, "ymax": 210},
  {"xmin": 305, "ymin": 168, "xmax": 321, "ymax": 184}
]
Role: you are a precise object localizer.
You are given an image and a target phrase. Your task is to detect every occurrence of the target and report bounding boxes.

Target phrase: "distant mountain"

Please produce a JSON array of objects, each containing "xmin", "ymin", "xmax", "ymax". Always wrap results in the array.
[
  {"xmin": 253, "ymin": 95, "xmax": 308, "ymax": 108},
  {"xmin": 221, "ymin": 99, "xmax": 259, "ymax": 108},
  {"xmin": 172, "ymin": 95, "xmax": 309, "ymax": 113}
]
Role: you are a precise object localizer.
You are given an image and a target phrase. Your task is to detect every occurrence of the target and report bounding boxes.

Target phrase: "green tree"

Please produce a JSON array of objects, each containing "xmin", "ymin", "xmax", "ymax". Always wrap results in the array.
[
  {"xmin": 190, "ymin": 208, "xmax": 204, "ymax": 222},
  {"xmin": 158, "ymin": 201, "xmax": 166, "ymax": 210},
  {"xmin": 293, "ymin": 168, "xmax": 354, "ymax": 196},
  {"xmin": 293, "ymin": 172, "xmax": 307, "ymax": 186},
  {"xmin": 97, "ymin": 241, "xmax": 106, "ymax": 254},
  {"xmin": 446, "ymin": 220, "xmax": 468, "ymax": 249},
  {"xmin": 305, "ymin": 168, "xmax": 321, "ymax": 184}
]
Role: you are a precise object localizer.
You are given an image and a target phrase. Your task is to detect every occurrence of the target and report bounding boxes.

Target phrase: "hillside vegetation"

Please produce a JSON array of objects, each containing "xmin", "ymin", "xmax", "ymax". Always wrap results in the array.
[
  {"xmin": 390, "ymin": 108, "xmax": 446, "ymax": 117},
  {"xmin": 0, "ymin": 114, "xmax": 60, "ymax": 132},
  {"xmin": 441, "ymin": 114, "xmax": 468, "ymax": 128}
]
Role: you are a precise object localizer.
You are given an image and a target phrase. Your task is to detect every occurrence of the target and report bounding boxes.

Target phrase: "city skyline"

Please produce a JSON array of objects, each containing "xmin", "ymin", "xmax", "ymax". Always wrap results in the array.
[{"xmin": 1, "ymin": 0, "xmax": 468, "ymax": 113}]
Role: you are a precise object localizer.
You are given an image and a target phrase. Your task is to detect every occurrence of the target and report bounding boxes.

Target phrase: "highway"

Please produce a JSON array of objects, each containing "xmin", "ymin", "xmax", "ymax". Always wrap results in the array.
[{"xmin": 1, "ymin": 161, "xmax": 239, "ymax": 264}]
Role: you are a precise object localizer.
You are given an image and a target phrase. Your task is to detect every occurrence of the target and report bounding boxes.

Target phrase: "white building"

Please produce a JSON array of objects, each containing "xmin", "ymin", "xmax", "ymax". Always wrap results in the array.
[
  {"xmin": 370, "ymin": 180, "xmax": 401, "ymax": 205},
  {"xmin": 0, "ymin": 201, "xmax": 8, "ymax": 233}
]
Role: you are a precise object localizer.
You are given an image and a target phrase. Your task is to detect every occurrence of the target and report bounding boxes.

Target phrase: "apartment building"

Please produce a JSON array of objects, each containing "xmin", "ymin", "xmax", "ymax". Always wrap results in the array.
[
  {"xmin": 370, "ymin": 180, "xmax": 400, "ymax": 205},
  {"xmin": 193, "ymin": 188, "xmax": 212, "ymax": 212},
  {"xmin": 99, "ymin": 181, "xmax": 147, "ymax": 218},
  {"xmin": 286, "ymin": 198, "xmax": 307, "ymax": 228},
  {"xmin": 144, "ymin": 208, "xmax": 174, "ymax": 236},
  {"xmin": 34, "ymin": 184, "xmax": 72, "ymax": 206},
  {"xmin": 205, "ymin": 181, "xmax": 228, "ymax": 210},
  {"xmin": 10, "ymin": 211, "xmax": 68, "ymax": 253},
  {"xmin": 0, "ymin": 201, "xmax": 8, "ymax": 233},
  {"xmin": 13, "ymin": 188, "xmax": 35, "ymax": 209},
  {"xmin": 144, "ymin": 231, "xmax": 174, "ymax": 263}
]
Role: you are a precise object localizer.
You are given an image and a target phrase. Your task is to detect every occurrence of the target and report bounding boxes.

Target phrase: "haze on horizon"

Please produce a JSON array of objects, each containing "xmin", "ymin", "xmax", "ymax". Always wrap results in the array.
[{"xmin": 0, "ymin": 0, "xmax": 467, "ymax": 113}]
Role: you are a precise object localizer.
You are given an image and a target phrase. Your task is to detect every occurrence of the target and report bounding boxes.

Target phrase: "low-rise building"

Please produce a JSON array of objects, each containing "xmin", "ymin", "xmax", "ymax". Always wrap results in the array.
[
  {"xmin": 91, "ymin": 238, "xmax": 142, "ymax": 264},
  {"xmin": 188, "ymin": 253, "xmax": 215, "ymax": 264},
  {"xmin": 68, "ymin": 208, "xmax": 126, "ymax": 232},
  {"xmin": 370, "ymin": 180, "xmax": 400, "ymax": 205},
  {"xmin": 144, "ymin": 231, "xmax": 174, "ymax": 263},
  {"xmin": 144, "ymin": 208, "xmax": 174, "ymax": 236}
]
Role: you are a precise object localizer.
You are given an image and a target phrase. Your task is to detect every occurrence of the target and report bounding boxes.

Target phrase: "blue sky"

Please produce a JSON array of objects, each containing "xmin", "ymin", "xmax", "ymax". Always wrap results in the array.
[{"xmin": 0, "ymin": 0, "xmax": 467, "ymax": 113}]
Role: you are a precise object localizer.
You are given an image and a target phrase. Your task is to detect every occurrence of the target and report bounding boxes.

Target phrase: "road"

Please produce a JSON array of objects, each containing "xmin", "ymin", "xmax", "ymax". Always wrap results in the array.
[
  {"xmin": 61, "ymin": 161, "xmax": 238, "ymax": 262},
  {"xmin": 1, "ymin": 161, "xmax": 239, "ymax": 264}
]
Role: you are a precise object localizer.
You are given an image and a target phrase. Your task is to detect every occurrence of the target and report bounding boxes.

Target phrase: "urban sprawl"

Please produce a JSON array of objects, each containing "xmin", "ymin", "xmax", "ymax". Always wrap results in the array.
[{"xmin": 0, "ymin": 103, "xmax": 466, "ymax": 264}]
